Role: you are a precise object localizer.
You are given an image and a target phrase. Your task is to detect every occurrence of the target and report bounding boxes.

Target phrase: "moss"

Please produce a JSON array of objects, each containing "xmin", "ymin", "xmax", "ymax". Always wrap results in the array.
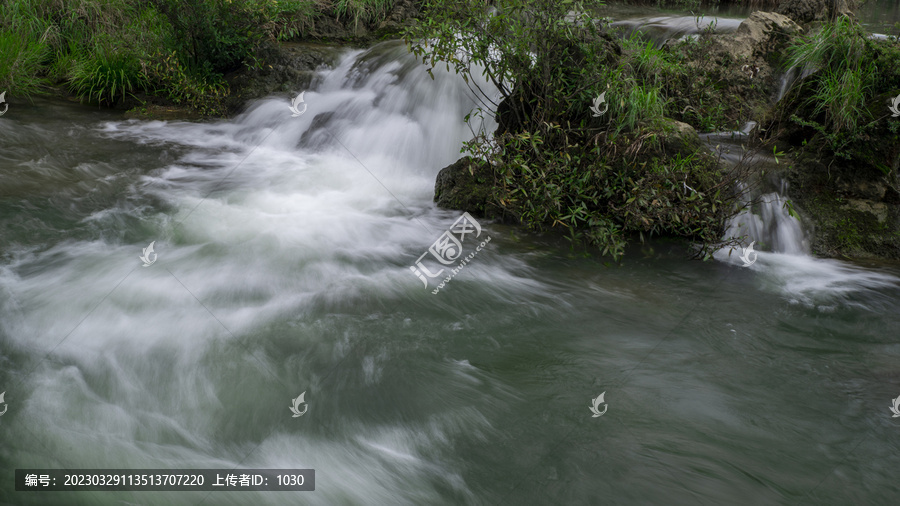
[{"xmin": 784, "ymin": 162, "xmax": 900, "ymax": 259}]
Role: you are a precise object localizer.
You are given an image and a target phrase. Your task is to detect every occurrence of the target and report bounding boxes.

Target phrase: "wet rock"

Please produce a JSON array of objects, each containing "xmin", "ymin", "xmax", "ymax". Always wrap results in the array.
[
  {"xmin": 716, "ymin": 11, "xmax": 803, "ymax": 60},
  {"xmin": 224, "ymin": 42, "xmax": 343, "ymax": 115},
  {"xmin": 434, "ymin": 156, "xmax": 501, "ymax": 219},
  {"xmin": 122, "ymin": 104, "xmax": 203, "ymax": 121},
  {"xmin": 660, "ymin": 119, "xmax": 702, "ymax": 156},
  {"xmin": 377, "ymin": 0, "xmax": 420, "ymax": 37},
  {"xmin": 783, "ymin": 158, "xmax": 900, "ymax": 260},
  {"xmin": 842, "ymin": 199, "xmax": 890, "ymax": 223}
]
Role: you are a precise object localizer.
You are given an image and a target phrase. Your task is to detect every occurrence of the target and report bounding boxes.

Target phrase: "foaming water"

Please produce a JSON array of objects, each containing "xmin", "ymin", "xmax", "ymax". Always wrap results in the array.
[{"xmin": 0, "ymin": 40, "xmax": 523, "ymax": 505}]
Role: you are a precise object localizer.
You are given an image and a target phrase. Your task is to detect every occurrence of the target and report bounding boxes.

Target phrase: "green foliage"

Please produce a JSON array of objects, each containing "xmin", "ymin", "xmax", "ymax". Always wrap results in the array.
[
  {"xmin": 264, "ymin": 0, "xmax": 320, "ymax": 41},
  {"xmin": 148, "ymin": 0, "xmax": 273, "ymax": 74},
  {"xmin": 0, "ymin": 0, "xmax": 395, "ymax": 113},
  {"xmin": 408, "ymin": 0, "xmax": 750, "ymax": 259},
  {"xmin": 0, "ymin": 28, "xmax": 49, "ymax": 96},
  {"xmin": 144, "ymin": 49, "xmax": 229, "ymax": 116},
  {"xmin": 781, "ymin": 16, "xmax": 900, "ymax": 173},
  {"xmin": 67, "ymin": 42, "xmax": 147, "ymax": 105},
  {"xmin": 662, "ymin": 31, "xmax": 746, "ymax": 133},
  {"xmin": 786, "ymin": 16, "xmax": 874, "ymax": 133},
  {"xmin": 334, "ymin": 0, "xmax": 395, "ymax": 30}
]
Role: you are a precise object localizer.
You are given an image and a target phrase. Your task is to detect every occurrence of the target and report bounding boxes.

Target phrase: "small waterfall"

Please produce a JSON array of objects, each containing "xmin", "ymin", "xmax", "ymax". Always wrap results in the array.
[
  {"xmin": 724, "ymin": 184, "xmax": 808, "ymax": 255},
  {"xmin": 775, "ymin": 66, "xmax": 799, "ymax": 103},
  {"xmin": 701, "ymin": 132, "xmax": 808, "ymax": 259},
  {"xmin": 774, "ymin": 66, "xmax": 815, "ymax": 103}
]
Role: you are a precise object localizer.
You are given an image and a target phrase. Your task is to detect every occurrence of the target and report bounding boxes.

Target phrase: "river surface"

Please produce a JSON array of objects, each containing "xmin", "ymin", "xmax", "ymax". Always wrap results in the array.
[{"xmin": 2, "ymin": 35, "xmax": 900, "ymax": 506}]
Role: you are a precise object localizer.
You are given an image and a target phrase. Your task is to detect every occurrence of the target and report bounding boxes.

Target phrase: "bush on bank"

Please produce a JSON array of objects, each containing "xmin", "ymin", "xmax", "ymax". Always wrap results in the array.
[
  {"xmin": 406, "ymin": 0, "xmax": 760, "ymax": 259},
  {"xmin": 0, "ymin": 0, "xmax": 396, "ymax": 114}
]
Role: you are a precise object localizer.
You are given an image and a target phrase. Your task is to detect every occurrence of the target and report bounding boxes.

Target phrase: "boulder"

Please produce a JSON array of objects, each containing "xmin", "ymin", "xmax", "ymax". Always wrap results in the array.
[
  {"xmin": 660, "ymin": 119, "xmax": 702, "ymax": 156},
  {"xmin": 434, "ymin": 156, "xmax": 498, "ymax": 218},
  {"xmin": 777, "ymin": 0, "xmax": 856, "ymax": 25},
  {"xmin": 717, "ymin": 11, "xmax": 803, "ymax": 61}
]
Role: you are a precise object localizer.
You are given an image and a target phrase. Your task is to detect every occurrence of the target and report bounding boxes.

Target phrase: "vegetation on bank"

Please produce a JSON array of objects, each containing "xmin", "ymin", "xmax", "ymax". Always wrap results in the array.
[
  {"xmin": 774, "ymin": 16, "xmax": 900, "ymax": 177},
  {"xmin": 767, "ymin": 15, "xmax": 900, "ymax": 258},
  {"xmin": 406, "ymin": 0, "xmax": 767, "ymax": 259},
  {"xmin": 0, "ymin": 0, "xmax": 396, "ymax": 114}
]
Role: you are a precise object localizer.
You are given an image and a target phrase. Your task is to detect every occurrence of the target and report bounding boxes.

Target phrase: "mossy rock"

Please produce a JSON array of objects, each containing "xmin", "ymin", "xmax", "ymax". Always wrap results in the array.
[
  {"xmin": 784, "ymin": 158, "xmax": 900, "ymax": 259},
  {"xmin": 434, "ymin": 156, "xmax": 509, "ymax": 221}
]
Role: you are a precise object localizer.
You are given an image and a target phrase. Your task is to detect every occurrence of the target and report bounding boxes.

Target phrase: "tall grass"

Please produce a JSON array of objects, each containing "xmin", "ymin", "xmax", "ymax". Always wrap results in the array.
[
  {"xmin": 68, "ymin": 44, "xmax": 147, "ymax": 104},
  {"xmin": 334, "ymin": 0, "xmax": 395, "ymax": 30},
  {"xmin": 785, "ymin": 15, "xmax": 875, "ymax": 133},
  {"xmin": 0, "ymin": 29, "xmax": 49, "ymax": 96}
]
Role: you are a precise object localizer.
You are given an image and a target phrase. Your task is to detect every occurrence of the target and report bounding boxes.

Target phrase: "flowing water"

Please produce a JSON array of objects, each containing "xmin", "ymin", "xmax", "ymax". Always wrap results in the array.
[
  {"xmin": 2, "ymin": 39, "xmax": 900, "ymax": 506},
  {"xmin": 605, "ymin": 0, "xmax": 900, "ymax": 44}
]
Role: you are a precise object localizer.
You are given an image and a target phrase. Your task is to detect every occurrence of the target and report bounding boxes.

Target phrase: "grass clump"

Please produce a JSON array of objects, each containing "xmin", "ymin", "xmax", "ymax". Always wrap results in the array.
[{"xmin": 785, "ymin": 16, "xmax": 874, "ymax": 134}]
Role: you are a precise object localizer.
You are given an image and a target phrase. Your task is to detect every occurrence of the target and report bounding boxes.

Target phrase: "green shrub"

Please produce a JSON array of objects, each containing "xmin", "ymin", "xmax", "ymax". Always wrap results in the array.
[
  {"xmin": 779, "ymin": 15, "xmax": 900, "ymax": 168},
  {"xmin": 407, "ymin": 0, "xmax": 752, "ymax": 259},
  {"xmin": 144, "ymin": 50, "xmax": 228, "ymax": 116},
  {"xmin": 148, "ymin": 0, "xmax": 273, "ymax": 74},
  {"xmin": 0, "ymin": 29, "xmax": 49, "ymax": 96},
  {"xmin": 67, "ymin": 42, "xmax": 147, "ymax": 105}
]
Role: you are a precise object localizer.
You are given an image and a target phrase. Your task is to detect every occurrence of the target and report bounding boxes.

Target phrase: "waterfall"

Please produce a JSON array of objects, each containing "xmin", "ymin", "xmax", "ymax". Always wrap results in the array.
[{"xmin": 723, "ymin": 184, "xmax": 809, "ymax": 255}]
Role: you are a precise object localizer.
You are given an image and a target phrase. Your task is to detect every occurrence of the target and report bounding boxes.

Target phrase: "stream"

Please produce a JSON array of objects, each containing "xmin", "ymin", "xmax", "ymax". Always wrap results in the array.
[{"xmin": 2, "ymin": 12, "xmax": 900, "ymax": 506}]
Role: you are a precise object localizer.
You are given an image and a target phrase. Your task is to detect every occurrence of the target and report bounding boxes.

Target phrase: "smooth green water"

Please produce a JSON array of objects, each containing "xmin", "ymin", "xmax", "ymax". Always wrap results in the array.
[{"xmin": 1, "ymin": 42, "xmax": 900, "ymax": 506}]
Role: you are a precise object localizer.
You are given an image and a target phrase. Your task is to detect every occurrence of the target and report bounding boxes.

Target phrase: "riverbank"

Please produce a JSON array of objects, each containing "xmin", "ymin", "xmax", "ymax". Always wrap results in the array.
[{"xmin": 0, "ymin": 0, "xmax": 417, "ymax": 119}]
